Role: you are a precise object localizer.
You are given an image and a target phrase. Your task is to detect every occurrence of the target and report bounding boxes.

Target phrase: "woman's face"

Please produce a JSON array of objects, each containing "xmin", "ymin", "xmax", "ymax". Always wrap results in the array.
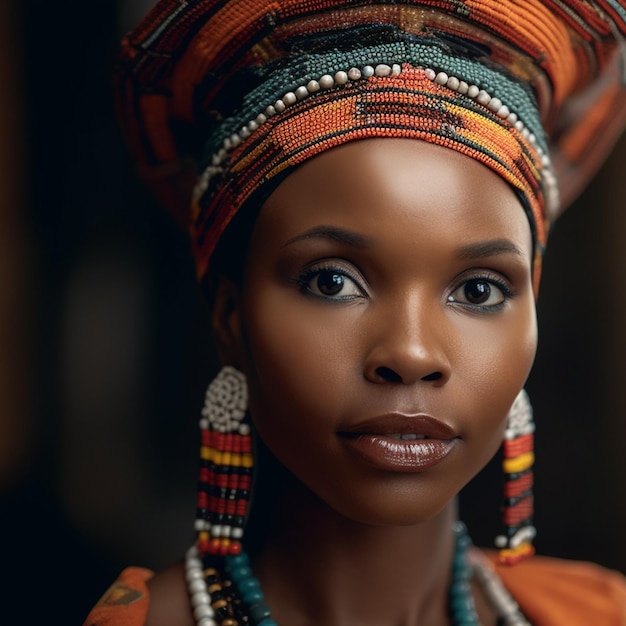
[{"xmin": 228, "ymin": 138, "xmax": 537, "ymax": 526}]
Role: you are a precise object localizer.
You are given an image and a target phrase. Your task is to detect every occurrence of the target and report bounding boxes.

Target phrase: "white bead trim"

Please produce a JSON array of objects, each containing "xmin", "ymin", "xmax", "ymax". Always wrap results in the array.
[
  {"xmin": 193, "ymin": 62, "xmax": 557, "ymax": 220},
  {"xmin": 185, "ymin": 546, "xmax": 217, "ymax": 626}
]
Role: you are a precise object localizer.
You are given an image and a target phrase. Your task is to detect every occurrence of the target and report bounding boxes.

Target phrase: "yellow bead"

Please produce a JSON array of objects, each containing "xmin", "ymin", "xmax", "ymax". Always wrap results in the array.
[{"xmin": 503, "ymin": 451, "xmax": 534, "ymax": 474}]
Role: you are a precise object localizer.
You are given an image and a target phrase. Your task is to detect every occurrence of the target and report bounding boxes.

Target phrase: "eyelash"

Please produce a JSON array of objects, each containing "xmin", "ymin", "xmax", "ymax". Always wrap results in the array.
[
  {"xmin": 448, "ymin": 271, "xmax": 516, "ymax": 312},
  {"xmin": 295, "ymin": 264, "xmax": 515, "ymax": 310},
  {"xmin": 295, "ymin": 263, "xmax": 367, "ymax": 300}
]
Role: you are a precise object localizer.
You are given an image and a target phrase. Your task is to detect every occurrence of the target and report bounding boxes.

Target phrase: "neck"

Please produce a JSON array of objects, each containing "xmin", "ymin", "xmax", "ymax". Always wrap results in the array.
[{"xmin": 250, "ymin": 477, "xmax": 457, "ymax": 626}]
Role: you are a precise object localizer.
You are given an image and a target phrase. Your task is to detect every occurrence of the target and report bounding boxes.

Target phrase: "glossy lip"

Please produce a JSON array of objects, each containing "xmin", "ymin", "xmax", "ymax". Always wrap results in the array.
[{"xmin": 338, "ymin": 413, "xmax": 459, "ymax": 473}]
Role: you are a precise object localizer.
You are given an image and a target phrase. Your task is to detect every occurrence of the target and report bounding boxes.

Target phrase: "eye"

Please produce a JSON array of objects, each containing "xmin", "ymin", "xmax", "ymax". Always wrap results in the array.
[
  {"xmin": 300, "ymin": 265, "xmax": 365, "ymax": 300},
  {"xmin": 447, "ymin": 277, "xmax": 511, "ymax": 309}
]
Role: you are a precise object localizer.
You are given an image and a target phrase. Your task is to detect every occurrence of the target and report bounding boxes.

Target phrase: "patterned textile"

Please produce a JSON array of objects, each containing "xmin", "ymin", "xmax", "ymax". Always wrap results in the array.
[{"xmin": 115, "ymin": 1, "xmax": 626, "ymax": 281}]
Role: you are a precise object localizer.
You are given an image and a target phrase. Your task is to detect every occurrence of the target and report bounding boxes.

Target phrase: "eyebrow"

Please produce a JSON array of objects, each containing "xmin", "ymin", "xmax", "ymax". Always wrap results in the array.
[
  {"xmin": 455, "ymin": 239, "xmax": 525, "ymax": 260},
  {"xmin": 283, "ymin": 225, "xmax": 374, "ymax": 249}
]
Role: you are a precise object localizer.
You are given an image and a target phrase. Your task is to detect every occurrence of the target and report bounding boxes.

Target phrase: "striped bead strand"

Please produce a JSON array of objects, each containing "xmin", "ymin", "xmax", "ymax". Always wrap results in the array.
[
  {"xmin": 196, "ymin": 366, "xmax": 253, "ymax": 556},
  {"xmin": 496, "ymin": 390, "xmax": 536, "ymax": 564}
]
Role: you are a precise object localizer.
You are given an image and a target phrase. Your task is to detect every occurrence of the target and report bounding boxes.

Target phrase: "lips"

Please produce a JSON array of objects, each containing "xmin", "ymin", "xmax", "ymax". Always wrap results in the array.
[{"xmin": 338, "ymin": 414, "xmax": 459, "ymax": 472}]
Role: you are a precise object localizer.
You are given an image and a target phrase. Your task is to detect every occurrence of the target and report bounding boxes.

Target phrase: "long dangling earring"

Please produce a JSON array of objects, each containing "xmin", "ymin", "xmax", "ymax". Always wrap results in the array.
[
  {"xmin": 495, "ymin": 389, "xmax": 536, "ymax": 565},
  {"xmin": 194, "ymin": 365, "xmax": 253, "ymax": 556}
]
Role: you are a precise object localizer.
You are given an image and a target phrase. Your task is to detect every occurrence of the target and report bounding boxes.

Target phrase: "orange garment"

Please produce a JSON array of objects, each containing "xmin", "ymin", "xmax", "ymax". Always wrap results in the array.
[
  {"xmin": 84, "ymin": 556, "xmax": 626, "ymax": 625},
  {"xmin": 84, "ymin": 567, "xmax": 152, "ymax": 626}
]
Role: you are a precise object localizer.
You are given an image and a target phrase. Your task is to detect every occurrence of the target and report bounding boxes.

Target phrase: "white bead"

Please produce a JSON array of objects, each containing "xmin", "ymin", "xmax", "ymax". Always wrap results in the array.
[
  {"xmin": 334, "ymin": 70, "xmax": 348, "ymax": 84},
  {"xmin": 197, "ymin": 618, "xmax": 217, "ymax": 626},
  {"xmin": 467, "ymin": 84, "xmax": 479, "ymax": 98},
  {"xmin": 424, "ymin": 68, "xmax": 436, "ymax": 80},
  {"xmin": 222, "ymin": 525, "xmax": 232, "ymax": 537},
  {"xmin": 191, "ymin": 591, "xmax": 211, "ymax": 608},
  {"xmin": 186, "ymin": 557, "xmax": 202, "ymax": 571},
  {"xmin": 189, "ymin": 578, "xmax": 206, "ymax": 594},
  {"xmin": 194, "ymin": 518, "xmax": 208, "ymax": 531},
  {"xmin": 230, "ymin": 133, "xmax": 241, "ymax": 147},
  {"xmin": 457, "ymin": 80, "xmax": 469, "ymax": 94},
  {"xmin": 256, "ymin": 113, "xmax": 267, "ymax": 125},
  {"xmin": 238, "ymin": 423, "xmax": 251, "ymax": 436},
  {"xmin": 231, "ymin": 527, "xmax": 244, "ymax": 539},
  {"xmin": 362, "ymin": 65, "xmax": 374, "ymax": 77},
  {"xmin": 223, "ymin": 137, "xmax": 232, "ymax": 150},
  {"xmin": 528, "ymin": 132, "xmax": 536, "ymax": 143},
  {"xmin": 295, "ymin": 85, "xmax": 308, "ymax": 99},
  {"xmin": 476, "ymin": 90, "xmax": 491, "ymax": 106},
  {"xmin": 274, "ymin": 99, "xmax": 285, "ymax": 112},
  {"xmin": 446, "ymin": 76, "xmax": 460, "ymax": 90},
  {"xmin": 212, "ymin": 525, "xmax": 222, "ymax": 537},
  {"xmin": 375, "ymin": 64, "xmax": 391, "ymax": 77},
  {"xmin": 494, "ymin": 534, "xmax": 508, "ymax": 548},
  {"xmin": 283, "ymin": 92, "xmax": 296, "ymax": 106},
  {"xmin": 239, "ymin": 127, "xmax": 250, "ymax": 139},
  {"xmin": 496, "ymin": 105, "xmax": 510, "ymax": 119},
  {"xmin": 514, "ymin": 120, "xmax": 524, "ymax": 131},
  {"xmin": 194, "ymin": 604, "xmax": 214, "ymax": 620},
  {"xmin": 248, "ymin": 120, "xmax": 259, "ymax": 132},
  {"xmin": 348, "ymin": 67, "xmax": 362, "ymax": 80},
  {"xmin": 306, "ymin": 79, "xmax": 320, "ymax": 93},
  {"xmin": 435, "ymin": 71, "xmax": 448, "ymax": 85},
  {"xmin": 319, "ymin": 74, "xmax": 334, "ymax": 89},
  {"xmin": 392, "ymin": 63, "xmax": 402, "ymax": 75},
  {"xmin": 186, "ymin": 568, "xmax": 203, "ymax": 582},
  {"xmin": 506, "ymin": 112, "xmax": 518, "ymax": 124},
  {"xmin": 199, "ymin": 418, "xmax": 209, "ymax": 430},
  {"xmin": 521, "ymin": 127, "xmax": 530, "ymax": 139},
  {"xmin": 265, "ymin": 105, "xmax": 276, "ymax": 117},
  {"xmin": 186, "ymin": 545, "xmax": 199, "ymax": 559},
  {"xmin": 487, "ymin": 97, "xmax": 502, "ymax": 112}
]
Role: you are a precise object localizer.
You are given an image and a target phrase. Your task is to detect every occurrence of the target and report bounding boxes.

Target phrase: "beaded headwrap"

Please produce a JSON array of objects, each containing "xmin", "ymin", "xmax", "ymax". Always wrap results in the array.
[{"xmin": 115, "ymin": 0, "xmax": 626, "ymax": 284}]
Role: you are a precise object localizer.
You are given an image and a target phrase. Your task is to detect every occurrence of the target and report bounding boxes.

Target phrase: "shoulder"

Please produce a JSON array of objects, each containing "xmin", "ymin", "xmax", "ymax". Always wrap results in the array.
[
  {"xmin": 83, "ymin": 563, "xmax": 194, "ymax": 626},
  {"xmin": 489, "ymin": 553, "xmax": 626, "ymax": 625},
  {"xmin": 83, "ymin": 567, "xmax": 153, "ymax": 626}
]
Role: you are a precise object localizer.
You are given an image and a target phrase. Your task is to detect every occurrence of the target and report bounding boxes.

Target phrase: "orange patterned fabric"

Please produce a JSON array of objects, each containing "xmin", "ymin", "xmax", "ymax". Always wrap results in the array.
[
  {"xmin": 84, "ymin": 557, "xmax": 626, "ymax": 625},
  {"xmin": 83, "ymin": 567, "xmax": 152, "ymax": 626},
  {"xmin": 115, "ymin": 0, "xmax": 626, "ymax": 280}
]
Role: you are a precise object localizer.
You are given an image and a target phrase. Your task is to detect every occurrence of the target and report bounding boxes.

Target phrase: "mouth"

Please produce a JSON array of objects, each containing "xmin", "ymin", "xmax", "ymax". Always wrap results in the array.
[
  {"xmin": 338, "ymin": 414, "xmax": 459, "ymax": 472},
  {"xmin": 339, "ymin": 413, "xmax": 458, "ymax": 440}
]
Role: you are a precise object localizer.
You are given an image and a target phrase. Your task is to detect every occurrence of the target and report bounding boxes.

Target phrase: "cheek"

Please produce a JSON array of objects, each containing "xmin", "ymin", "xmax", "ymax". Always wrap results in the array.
[
  {"xmin": 453, "ymin": 299, "xmax": 537, "ymax": 453},
  {"xmin": 239, "ymin": 286, "xmax": 357, "ymax": 436}
]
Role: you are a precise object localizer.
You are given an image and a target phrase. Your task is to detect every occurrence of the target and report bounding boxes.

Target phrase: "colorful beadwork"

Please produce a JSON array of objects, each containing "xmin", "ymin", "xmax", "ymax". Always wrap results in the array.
[
  {"xmin": 496, "ymin": 390, "xmax": 536, "ymax": 565},
  {"xmin": 185, "ymin": 522, "xmax": 531, "ymax": 626},
  {"xmin": 196, "ymin": 366, "xmax": 253, "ymax": 557},
  {"xmin": 116, "ymin": 0, "xmax": 626, "ymax": 283}
]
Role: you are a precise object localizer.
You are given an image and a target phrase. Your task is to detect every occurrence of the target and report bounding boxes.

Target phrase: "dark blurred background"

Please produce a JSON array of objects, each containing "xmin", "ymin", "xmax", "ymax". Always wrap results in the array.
[{"xmin": 1, "ymin": 1, "xmax": 625, "ymax": 623}]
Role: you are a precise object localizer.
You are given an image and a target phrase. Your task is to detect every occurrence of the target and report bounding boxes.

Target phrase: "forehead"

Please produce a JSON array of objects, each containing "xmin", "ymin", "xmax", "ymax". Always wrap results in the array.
[{"xmin": 254, "ymin": 138, "xmax": 533, "ymax": 258}]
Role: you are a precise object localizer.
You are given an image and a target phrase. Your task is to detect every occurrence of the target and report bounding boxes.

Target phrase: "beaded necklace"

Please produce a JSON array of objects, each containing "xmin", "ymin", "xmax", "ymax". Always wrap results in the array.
[{"xmin": 185, "ymin": 522, "xmax": 531, "ymax": 626}]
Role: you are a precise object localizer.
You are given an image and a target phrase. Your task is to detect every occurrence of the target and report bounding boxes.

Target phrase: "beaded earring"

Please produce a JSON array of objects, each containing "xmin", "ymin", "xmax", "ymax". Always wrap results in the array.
[
  {"xmin": 495, "ymin": 389, "xmax": 536, "ymax": 564},
  {"xmin": 195, "ymin": 365, "xmax": 253, "ymax": 556}
]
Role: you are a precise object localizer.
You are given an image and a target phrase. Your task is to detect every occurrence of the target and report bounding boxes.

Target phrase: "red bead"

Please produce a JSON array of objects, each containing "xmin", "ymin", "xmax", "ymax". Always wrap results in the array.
[{"xmin": 228, "ymin": 541, "xmax": 242, "ymax": 555}]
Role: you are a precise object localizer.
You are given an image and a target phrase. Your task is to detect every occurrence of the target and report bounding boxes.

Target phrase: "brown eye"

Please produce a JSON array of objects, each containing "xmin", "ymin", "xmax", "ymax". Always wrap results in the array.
[
  {"xmin": 316, "ymin": 271, "xmax": 345, "ymax": 296},
  {"xmin": 464, "ymin": 279, "xmax": 491, "ymax": 304},
  {"xmin": 304, "ymin": 267, "xmax": 364, "ymax": 299},
  {"xmin": 447, "ymin": 277, "xmax": 508, "ymax": 309}
]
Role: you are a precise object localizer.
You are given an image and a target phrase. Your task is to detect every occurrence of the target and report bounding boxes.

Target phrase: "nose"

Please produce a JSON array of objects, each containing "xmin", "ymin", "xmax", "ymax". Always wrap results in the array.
[{"xmin": 363, "ymin": 299, "xmax": 451, "ymax": 386}]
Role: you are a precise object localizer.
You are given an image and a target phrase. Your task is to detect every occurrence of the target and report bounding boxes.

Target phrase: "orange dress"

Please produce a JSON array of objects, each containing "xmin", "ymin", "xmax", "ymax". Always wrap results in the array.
[{"xmin": 84, "ymin": 555, "xmax": 626, "ymax": 626}]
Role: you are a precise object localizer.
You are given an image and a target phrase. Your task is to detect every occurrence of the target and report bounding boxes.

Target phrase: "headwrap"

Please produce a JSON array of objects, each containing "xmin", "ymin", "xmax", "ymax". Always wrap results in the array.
[{"xmin": 115, "ymin": 0, "xmax": 626, "ymax": 284}]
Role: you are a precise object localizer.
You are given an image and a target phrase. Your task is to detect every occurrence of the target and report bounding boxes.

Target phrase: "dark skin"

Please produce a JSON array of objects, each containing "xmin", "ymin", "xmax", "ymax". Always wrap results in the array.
[{"xmin": 146, "ymin": 138, "xmax": 537, "ymax": 626}]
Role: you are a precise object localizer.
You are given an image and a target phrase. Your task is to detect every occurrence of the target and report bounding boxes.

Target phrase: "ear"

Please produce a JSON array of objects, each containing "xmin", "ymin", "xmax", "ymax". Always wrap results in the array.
[{"xmin": 210, "ymin": 273, "xmax": 245, "ymax": 367}]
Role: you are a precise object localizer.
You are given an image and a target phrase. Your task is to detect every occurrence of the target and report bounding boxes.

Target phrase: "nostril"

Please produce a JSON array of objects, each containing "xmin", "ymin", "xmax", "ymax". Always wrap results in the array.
[
  {"xmin": 375, "ymin": 366, "xmax": 402, "ymax": 383},
  {"xmin": 422, "ymin": 371, "xmax": 443, "ymax": 382}
]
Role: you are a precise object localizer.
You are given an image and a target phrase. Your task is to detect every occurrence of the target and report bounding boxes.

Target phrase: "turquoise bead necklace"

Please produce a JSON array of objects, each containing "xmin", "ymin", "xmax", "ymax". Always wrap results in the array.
[{"xmin": 185, "ymin": 521, "xmax": 532, "ymax": 626}]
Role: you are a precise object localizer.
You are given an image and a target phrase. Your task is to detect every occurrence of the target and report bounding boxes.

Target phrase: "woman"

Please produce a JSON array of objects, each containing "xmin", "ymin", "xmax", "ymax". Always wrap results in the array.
[{"xmin": 86, "ymin": 0, "xmax": 626, "ymax": 624}]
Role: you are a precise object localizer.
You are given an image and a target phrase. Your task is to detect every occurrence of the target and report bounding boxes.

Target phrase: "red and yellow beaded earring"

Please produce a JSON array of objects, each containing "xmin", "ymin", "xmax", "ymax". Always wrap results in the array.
[
  {"xmin": 194, "ymin": 366, "xmax": 253, "ymax": 556},
  {"xmin": 496, "ymin": 389, "xmax": 536, "ymax": 564}
]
